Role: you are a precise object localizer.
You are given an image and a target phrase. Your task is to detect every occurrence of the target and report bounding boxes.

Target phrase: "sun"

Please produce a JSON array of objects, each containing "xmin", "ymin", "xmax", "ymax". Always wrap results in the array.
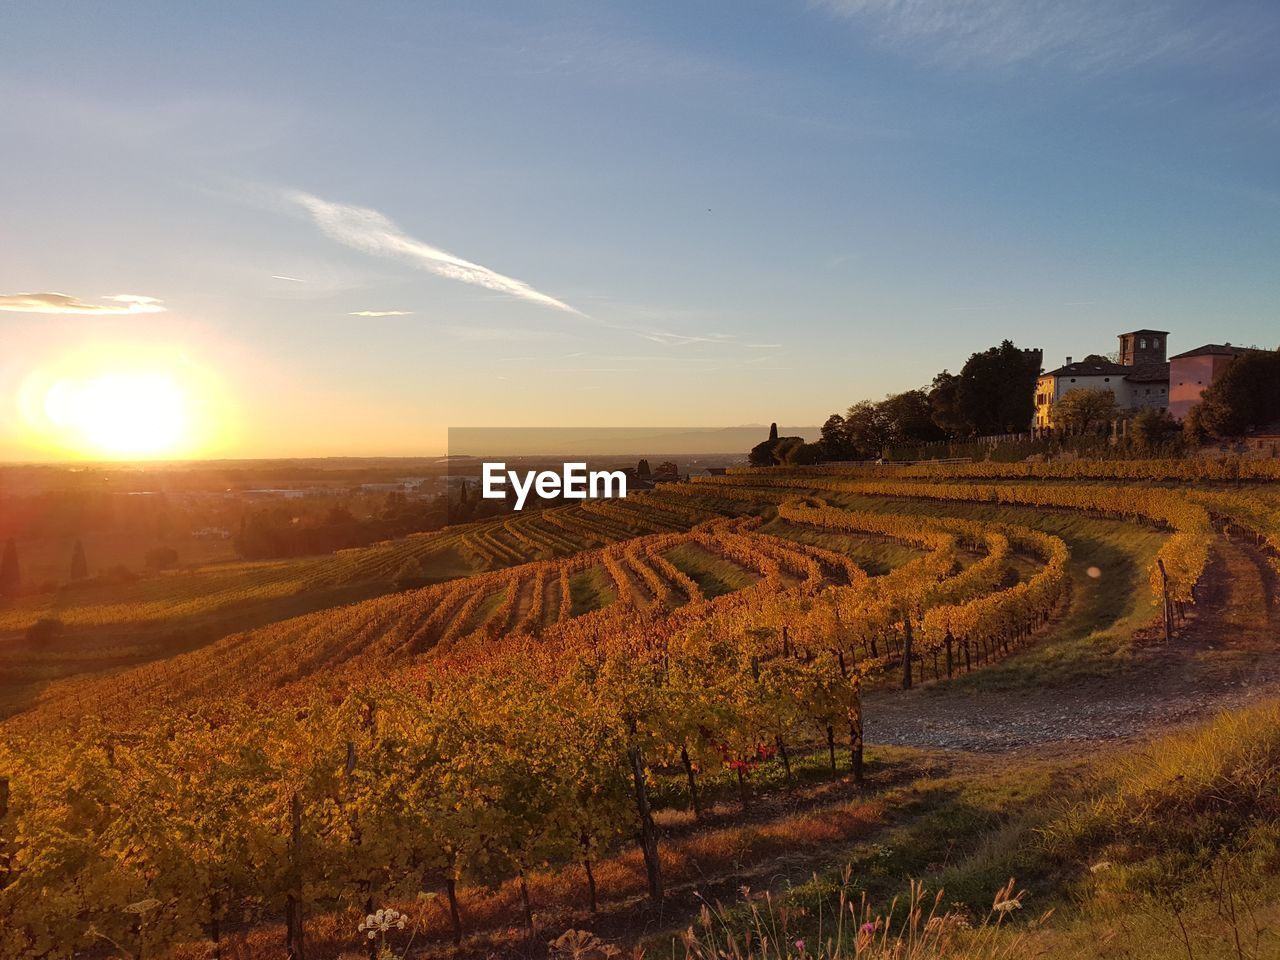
[
  {"xmin": 16, "ymin": 343, "xmax": 233, "ymax": 460},
  {"xmin": 44, "ymin": 372, "xmax": 188, "ymax": 457}
]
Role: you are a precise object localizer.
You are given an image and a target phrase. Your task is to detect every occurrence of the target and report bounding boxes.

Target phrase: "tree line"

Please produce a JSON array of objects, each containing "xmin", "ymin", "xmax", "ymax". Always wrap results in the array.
[{"xmin": 752, "ymin": 340, "xmax": 1042, "ymax": 464}]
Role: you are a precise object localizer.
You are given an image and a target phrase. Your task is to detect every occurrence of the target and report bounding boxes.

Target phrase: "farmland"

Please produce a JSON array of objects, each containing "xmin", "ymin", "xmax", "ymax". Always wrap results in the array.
[{"xmin": 2, "ymin": 458, "xmax": 1280, "ymax": 959}]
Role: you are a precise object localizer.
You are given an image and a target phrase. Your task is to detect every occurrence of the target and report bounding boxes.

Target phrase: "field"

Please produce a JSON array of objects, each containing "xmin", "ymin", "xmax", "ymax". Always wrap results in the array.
[{"xmin": 2, "ymin": 458, "xmax": 1280, "ymax": 960}]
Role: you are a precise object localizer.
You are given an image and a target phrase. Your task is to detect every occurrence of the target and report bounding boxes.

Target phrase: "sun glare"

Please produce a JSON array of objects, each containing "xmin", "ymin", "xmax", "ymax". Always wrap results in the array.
[
  {"xmin": 44, "ymin": 373, "xmax": 187, "ymax": 457},
  {"xmin": 16, "ymin": 344, "xmax": 232, "ymax": 460}
]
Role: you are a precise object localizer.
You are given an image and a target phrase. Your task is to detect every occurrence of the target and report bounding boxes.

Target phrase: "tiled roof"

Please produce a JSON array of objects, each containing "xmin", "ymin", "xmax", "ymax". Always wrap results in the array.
[
  {"xmin": 1042, "ymin": 360, "xmax": 1128, "ymax": 378},
  {"xmin": 1123, "ymin": 361, "xmax": 1170, "ymax": 384},
  {"xmin": 1169, "ymin": 343, "xmax": 1259, "ymax": 360}
]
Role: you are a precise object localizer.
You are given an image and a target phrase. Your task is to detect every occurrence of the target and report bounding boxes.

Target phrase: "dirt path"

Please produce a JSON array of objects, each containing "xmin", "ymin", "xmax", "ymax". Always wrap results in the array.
[{"xmin": 865, "ymin": 536, "xmax": 1280, "ymax": 753}]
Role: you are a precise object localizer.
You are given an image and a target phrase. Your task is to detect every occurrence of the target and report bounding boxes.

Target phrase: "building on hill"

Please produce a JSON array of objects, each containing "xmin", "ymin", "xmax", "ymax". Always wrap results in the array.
[
  {"xmin": 1034, "ymin": 329, "xmax": 1170, "ymax": 429},
  {"xmin": 1168, "ymin": 343, "xmax": 1263, "ymax": 422}
]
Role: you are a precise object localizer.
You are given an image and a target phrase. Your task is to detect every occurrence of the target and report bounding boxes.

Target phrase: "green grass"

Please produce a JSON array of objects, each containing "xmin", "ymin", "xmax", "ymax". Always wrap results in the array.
[
  {"xmin": 568, "ymin": 566, "xmax": 616, "ymax": 616},
  {"xmin": 828, "ymin": 494, "xmax": 1167, "ymax": 690},
  {"xmin": 760, "ymin": 518, "xmax": 925, "ymax": 576},
  {"xmin": 665, "ymin": 543, "xmax": 757, "ymax": 598}
]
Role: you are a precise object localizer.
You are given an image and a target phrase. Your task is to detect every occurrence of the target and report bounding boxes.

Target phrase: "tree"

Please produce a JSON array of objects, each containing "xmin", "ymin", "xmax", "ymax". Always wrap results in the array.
[
  {"xmin": 1052, "ymin": 388, "xmax": 1118, "ymax": 434},
  {"xmin": 955, "ymin": 340, "xmax": 1043, "ymax": 434},
  {"xmin": 145, "ymin": 546, "xmax": 180, "ymax": 571},
  {"xmin": 1195, "ymin": 349, "xmax": 1280, "ymax": 438},
  {"xmin": 748, "ymin": 439, "xmax": 779, "ymax": 467},
  {"xmin": 70, "ymin": 539, "xmax": 89, "ymax": 580},
  {"xmin": 841, "ymin": 400, "xmax": 890, "ymax": 459},
  {"xmin": 819, "ymin": 414, "xmax": 857, "ymax": 460},
  {"xmin": 878, "ymin": 390, "xmax": 946, "ymax": 445},
  {"xmin": 1080, "ymin": 353, "xmax": 1112, "ymax": 365},
  {"xmin": 768, "ymin": 422, "xmax": 778, "ymax": 442},
  {"xmin": 782, "ymin": 442, "xmax": 825, "ymax": 465},
  {"xmin": 0, "ymin": 538, "xmax": 18, "ymax": 597},
  {"xmin": 927, "ymin": 371, "xmax": 966, "ymax": 435},
  {"xmin": 1130, "ymin": 407, "xmax": 1180, "ymax": 451},
  {"xmin": 636, "ymin": 459, "xmax": 651, "ymax": 478},
  {"xmin": 25, "ymin": 618, "xmax": 63, "ymax": 647}
]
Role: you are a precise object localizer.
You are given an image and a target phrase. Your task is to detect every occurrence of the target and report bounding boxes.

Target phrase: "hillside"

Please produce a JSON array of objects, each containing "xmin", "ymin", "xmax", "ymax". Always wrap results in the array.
[{"xmin": 2, "ymin": 459, "xmax": 1280, "ymax": 959}]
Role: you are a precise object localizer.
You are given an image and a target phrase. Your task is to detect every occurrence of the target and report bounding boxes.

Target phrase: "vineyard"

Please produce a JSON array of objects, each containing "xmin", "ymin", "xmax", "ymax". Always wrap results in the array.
[{"xmin": 1, "ymin": 459, "xmax": 1279, "ymax": 958}]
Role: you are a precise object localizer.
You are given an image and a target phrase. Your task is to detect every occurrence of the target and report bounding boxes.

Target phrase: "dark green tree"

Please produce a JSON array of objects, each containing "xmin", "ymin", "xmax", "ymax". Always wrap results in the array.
[
  {"xmin": 70, "ymin": 538, "xmax": 89, "ymax": 580},
  {"xmin": 878, "ymin": 389, "xmax": 946, "ymax": 444},
  {"xmin": 956, "ymin": 340, "xmax": 1043, "ymax": 434},
  {"xmin": 927, "ymin": 371, "xmax": 967, "ymax": 435},
  {"xmin": 819, "ymin": 414, "xmax": 855, "ymax": 460},
  {"xmin": 1196, "ymin": 349, "xmax": 1280, "ymax": 438},
  {"xmin": 0, "ymin": 538, "xmax": 19, "ymax": 596},
  {"xmin": 768, "ymin": 422, "xmax": 778, "ymax": 442},
  {"xmin": 1130, "ymin": 407, "xmax": 1180, "ymax": 451},
  {"xmin": 748, "ymin": 438, "xmax": 779, "ymax": 467}
]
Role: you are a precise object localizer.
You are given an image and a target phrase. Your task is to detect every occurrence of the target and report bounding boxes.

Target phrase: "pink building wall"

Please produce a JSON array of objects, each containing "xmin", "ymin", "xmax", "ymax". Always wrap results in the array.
[{"xmin": 1169, "ymin": 354, "xmax": 1233, "ymax": 421}]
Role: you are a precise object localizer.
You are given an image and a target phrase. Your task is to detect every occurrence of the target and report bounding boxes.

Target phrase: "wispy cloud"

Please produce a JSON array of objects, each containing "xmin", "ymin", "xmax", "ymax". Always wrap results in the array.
[
  {"xmin": 288, "ymin": 190, "xmax": 582, "ymax": 315},
  {"xmin": 271, "ymin": 274, "xmax": 306, "ymax": 282},
  {"xmin": 813, "ymin": 0, "xmax": 1266, "ymax": 74},
  {"xmin": 350, "ymin": 310, "xmax": 412, "ymax": 317},
  {"xmin": 0, "ymin": 292, "xmax": 166, "ymax": 315}
]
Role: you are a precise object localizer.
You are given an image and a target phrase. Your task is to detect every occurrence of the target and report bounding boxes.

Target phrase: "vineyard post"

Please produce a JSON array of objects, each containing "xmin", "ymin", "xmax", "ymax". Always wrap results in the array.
[
  {"xmin": 445, "ymin": 853, "xmax": 464, "ymax": 945},
  {"xmin": 680, "ymin": 745, "xmax": 702, "ymax": 819},
  {"xmin": 285, "ymin": 791, "xmax": 305, "ymax": 960},
  {"xmin": 345, "ymin": 740, "xmax": 377, "ymax": 960},
  {"xmin": 901, "ymin": 615, "xmax": 914, "ymax": 690},
  {"xmin": 626, "ymin": 716, "xmax": 663, "ymax": 904},
  {"xmin": 0, "ymin": 776, "xmax": 8, "ymax": 887},
  {"xmin": 1157, "ymin": 559, "xmax": 1173, "ymax": 641},
  {"xmin": 775, "ymin": 735, "xmax": 793, "ymax": 785},
  {"xmin": 849, "ymin": 676, "xmax": 864, "ymax": 787}
]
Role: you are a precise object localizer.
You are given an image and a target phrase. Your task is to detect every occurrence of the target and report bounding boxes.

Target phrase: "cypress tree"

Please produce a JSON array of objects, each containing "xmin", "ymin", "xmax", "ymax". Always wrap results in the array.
[
  {"xmin": 70, "ymin": 539, "xmax": 89, "ymax": 580},
  {"xmin": 768, "ymin": 422, "xmax": 779, "ymax": 441},
  {"xmin": 0, "ymin": 539, "xmax": 19, "ymax": 596}
]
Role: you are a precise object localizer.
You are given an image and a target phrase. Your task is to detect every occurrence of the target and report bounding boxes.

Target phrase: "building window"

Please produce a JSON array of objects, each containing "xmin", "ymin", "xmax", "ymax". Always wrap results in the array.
[
  {"xmin": 1070, "ymin": 377, "xmax": 1076, "ymax": 383},
  {"xmin": 1154, "ymin": 338, "xmax": 1160, "ymax": 348},
  {"xmin": 1140, "ymin": 338, "xmax": 1147, "ymax": 349},
  {"xmin": 1104, "ymin": 377, "xmax": 1110, "ymax": 382}
]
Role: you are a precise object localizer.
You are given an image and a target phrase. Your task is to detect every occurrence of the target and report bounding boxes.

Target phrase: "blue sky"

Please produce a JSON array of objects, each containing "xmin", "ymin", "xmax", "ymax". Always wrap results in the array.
[{"xmin": 2, "ymin": 1, "xmax": 1279, "ymax": 457}]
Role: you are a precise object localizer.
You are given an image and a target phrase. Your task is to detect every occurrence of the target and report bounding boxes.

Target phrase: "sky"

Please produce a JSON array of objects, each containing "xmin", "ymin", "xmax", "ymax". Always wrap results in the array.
[{"xmin": 2, "ymin": 0, "xmax": 1279, "ymax": 459}]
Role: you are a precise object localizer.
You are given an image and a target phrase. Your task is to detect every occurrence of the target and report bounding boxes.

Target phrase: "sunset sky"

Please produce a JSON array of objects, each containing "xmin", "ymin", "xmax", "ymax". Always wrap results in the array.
[{"xmin": 3, "ymin": 1, "xmax": 1279, "ymax": 459}]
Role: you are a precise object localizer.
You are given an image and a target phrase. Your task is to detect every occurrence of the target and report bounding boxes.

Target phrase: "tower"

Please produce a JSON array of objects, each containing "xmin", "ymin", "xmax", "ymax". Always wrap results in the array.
[{"xmin": 1118, "ymin": 330, "xmax": 1169, "ymax": 367}]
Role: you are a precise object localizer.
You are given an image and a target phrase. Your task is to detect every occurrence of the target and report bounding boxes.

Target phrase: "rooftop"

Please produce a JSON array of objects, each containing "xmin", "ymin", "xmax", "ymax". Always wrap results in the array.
[
  {"xmin": 1042, "ymin": 360, "xmax": 1129, "ymax": 378},
  {"xmin": 1118, "ymin": 328, "xmax": 1171, "ymax": 336},
  {"xmin": 1124, "ymin": 361, "xmax": 1171, "ymax": 383},
  {"xmin": 1169, "ymin": 343, "xmax": 1264, "ymax": 360}
]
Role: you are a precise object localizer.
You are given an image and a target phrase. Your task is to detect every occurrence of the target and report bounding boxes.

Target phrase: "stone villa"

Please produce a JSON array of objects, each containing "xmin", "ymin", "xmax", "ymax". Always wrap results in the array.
[{"xmin": 1034, "ymin": 330, "xmax": 1260, "ymax": 430}]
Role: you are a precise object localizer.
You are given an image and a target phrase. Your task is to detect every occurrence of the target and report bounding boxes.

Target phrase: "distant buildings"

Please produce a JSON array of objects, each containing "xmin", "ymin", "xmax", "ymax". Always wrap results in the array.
[
  {"xmin": 1034, "ymin": 330, "xmax": 1170, "ymax": 429},
  {"xmin": 1168, "ymin": 343, "xmax": 1263, "ymax": 421},
  {"xmin": 1035, "ymin": 330, "xmax": 1268, "ymax": 430}
]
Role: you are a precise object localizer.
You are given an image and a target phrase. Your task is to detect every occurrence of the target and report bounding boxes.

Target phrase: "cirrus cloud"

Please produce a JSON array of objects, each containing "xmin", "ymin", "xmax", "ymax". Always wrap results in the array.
[
  {"xmin": 289, "ymin": 190, "xmax": 583, "ymax": 316},
  {"xmin": 349, "ymin": 309, "xmax": 413, "ymax": 317},
  {"xmin": 0, "ymin": 292, "xmax": 166, "ymax": 315}
]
